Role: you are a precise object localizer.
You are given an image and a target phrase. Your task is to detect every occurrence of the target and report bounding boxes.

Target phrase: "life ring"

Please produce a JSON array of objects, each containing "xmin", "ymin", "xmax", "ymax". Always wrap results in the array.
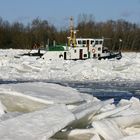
[{"xmin": 92, "ymin": 49, "xmax": 96, "ymax": 53}]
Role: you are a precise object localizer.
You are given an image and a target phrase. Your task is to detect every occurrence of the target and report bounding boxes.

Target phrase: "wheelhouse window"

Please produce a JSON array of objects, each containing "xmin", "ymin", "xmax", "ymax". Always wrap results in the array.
[
  {"xmin": 83, "ymin": 40, "xmax": 86, "ymax": 45},
  {"xmin": 95, "ymin": 40, "xmax": 98, "ymax": 45},
  {"xmin": 91, "ymin": 40, "xmax": 94, "ymax": 45},
  {"xmin": 74, "ymin": 50, "xmax": 76, "ymax": 53},
  {"xmin": 78, "ymin": 40, "xmax": 82, "ymax": 45},
  {"xmin": 99, "ymin": 41, "xmax": 103, "ymax": 44}
]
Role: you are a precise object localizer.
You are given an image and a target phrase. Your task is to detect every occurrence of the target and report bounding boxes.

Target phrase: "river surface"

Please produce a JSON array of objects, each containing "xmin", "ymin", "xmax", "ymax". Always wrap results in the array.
[
  {"xmin": 1, "ymin": 80, "xmax": 140, "ymax": 104},
  {"xmin": 56, "ymin": 81, "xmax": 140, "ymax": 104}
]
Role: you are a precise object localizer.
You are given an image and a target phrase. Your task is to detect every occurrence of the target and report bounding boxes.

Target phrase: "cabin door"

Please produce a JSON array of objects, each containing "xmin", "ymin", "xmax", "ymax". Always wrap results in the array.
[
  {"xmin": 79, "ymin": 49, "xmax": 83, "ymax": 59},
  {"xmin": 64, "ymin": 52, "xmax": 67, "ymax": 60},
  {"xmin": 87, "ymin": 40, "xmax": 89, "ymax": 51}
]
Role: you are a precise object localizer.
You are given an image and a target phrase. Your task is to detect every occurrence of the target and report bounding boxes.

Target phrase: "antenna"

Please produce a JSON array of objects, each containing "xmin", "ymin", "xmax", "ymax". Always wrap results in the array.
[
  {"xmin": 68, "ymin": 17, "xmax": 78, "ymax": 47},
  {"xmin": 70, "ymin": 16, "xmax": 74, "ymax": 32}
]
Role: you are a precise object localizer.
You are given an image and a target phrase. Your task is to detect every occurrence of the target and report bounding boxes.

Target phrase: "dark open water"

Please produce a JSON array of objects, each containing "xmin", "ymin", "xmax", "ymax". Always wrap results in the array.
[{"xmin": 57, "ymin": 81, "xmax": 140, "ymax": 104}]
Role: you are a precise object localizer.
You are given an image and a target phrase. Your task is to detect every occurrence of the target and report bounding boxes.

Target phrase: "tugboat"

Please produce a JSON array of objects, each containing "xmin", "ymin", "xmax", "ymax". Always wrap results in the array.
[
  {"xmin": 42, "ymin": 17, "xmax": 122, "ymax": 60},
  {"xmin": 19, "ymin": 17, "xmax": 122, "ymax": 60}
]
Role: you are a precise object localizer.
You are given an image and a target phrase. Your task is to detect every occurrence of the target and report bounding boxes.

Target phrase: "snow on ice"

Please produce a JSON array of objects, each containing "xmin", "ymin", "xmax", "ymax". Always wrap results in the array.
[
  {"xmin": 0, "ymin": 49, "xmax": 140, "ymax": 82},
  {"xmin": 0, "ymin": 49, "xmax": 140, "ymax": 140}
]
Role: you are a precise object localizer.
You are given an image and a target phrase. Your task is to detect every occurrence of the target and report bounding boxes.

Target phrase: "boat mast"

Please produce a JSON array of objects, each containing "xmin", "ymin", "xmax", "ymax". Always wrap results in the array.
[{"xmin": 68, "ymin": 17, "xmax": 77, "ymax": 47}]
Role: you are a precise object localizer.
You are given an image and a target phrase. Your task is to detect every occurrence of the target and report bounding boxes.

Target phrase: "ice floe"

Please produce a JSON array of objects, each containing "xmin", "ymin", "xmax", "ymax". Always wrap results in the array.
[
  {"xmin": 0, "ymin": 104, "xmax": 75, "ymax": 140},
  {"xmin": 0, "ymin": 82, "xmax": 94, "ymax": 112}
]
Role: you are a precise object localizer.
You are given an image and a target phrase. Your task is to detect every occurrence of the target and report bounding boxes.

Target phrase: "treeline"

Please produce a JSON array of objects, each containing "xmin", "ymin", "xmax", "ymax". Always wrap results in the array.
[{"xmin": 0, "ymin": 15, "xmax": 140, "ymax": 51}]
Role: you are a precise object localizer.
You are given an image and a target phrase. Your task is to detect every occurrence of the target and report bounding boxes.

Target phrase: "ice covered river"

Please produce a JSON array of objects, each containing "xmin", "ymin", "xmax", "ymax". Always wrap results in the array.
[{"xmin": 0, "ymin": 50, "xmax": 140, "ymax": 140}]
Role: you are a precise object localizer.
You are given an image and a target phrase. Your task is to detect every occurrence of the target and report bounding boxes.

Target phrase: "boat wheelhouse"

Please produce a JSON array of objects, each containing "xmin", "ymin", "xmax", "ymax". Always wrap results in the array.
[{"xmin": 76, "ymin": 38, "xmax": 105, "ymax": 58}]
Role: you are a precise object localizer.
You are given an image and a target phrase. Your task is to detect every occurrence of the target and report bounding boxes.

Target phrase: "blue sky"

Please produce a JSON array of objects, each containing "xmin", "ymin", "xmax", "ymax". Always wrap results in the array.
[{"xmin": 0, "ymin": 0, "xmax": 140, "ymax": 27}]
